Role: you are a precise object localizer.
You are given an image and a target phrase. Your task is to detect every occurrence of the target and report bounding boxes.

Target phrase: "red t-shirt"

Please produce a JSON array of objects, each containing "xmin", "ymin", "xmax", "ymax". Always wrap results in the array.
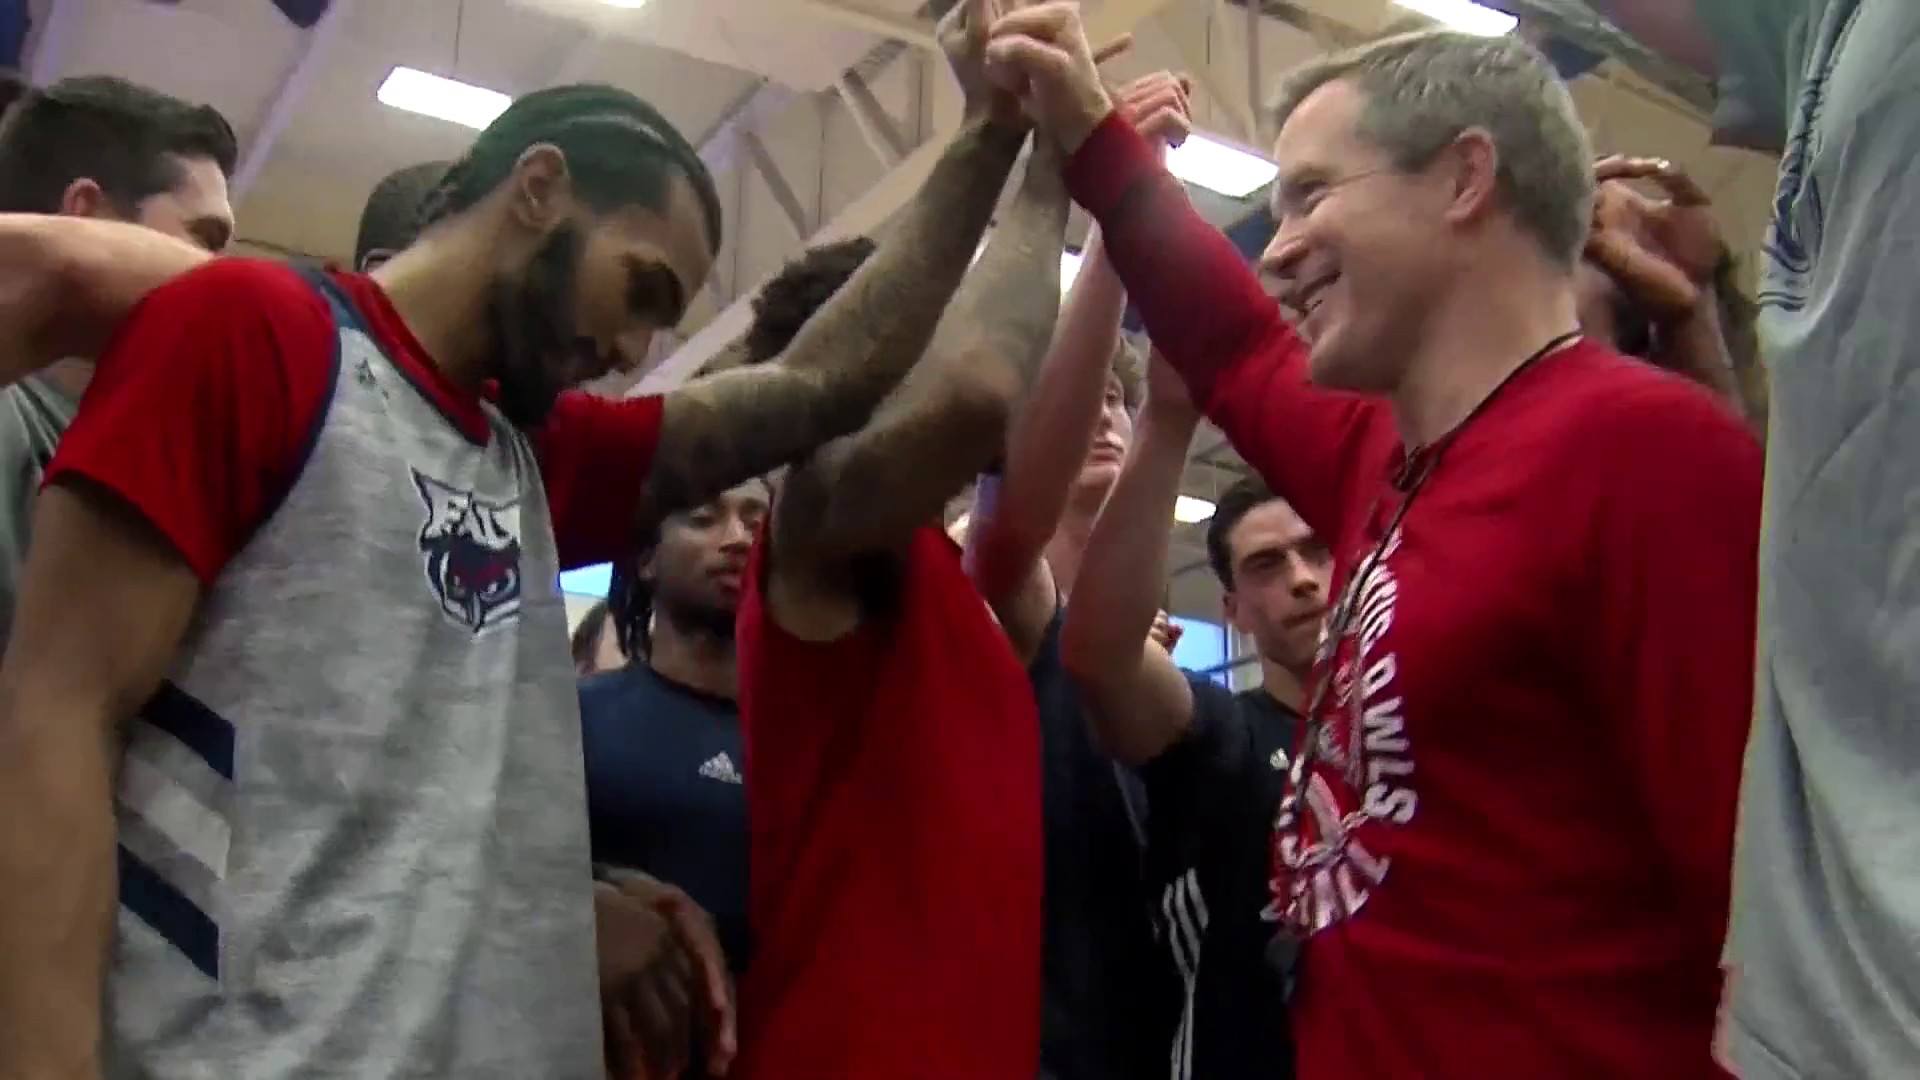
[
  {"xmin": 45, "ymin": 258, "xmax": 667, "ymax": 581},
  {"xmin": 734, "ymin": 524, "xmax": 1044, "ymax": 1079},
  {"xmin": 1067, "ymin": 115, "xmax": 1761, "ymax": 1077}
]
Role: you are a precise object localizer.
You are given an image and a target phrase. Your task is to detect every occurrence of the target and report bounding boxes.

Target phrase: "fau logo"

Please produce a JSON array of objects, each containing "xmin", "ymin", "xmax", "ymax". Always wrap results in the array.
[{"xmin": 411, "ymin": 468, "xmax": 524, "ymax": 633}]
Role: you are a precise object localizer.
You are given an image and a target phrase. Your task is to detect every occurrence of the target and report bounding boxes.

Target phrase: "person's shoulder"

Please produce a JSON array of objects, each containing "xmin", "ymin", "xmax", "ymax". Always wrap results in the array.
[
  {"xmin": 579, "ymin": 663, "xmax": 647, "ymax": 704},
  {"xmin": 149, "ymin": 256, "xmax": 323, "ymax": 307},
  {"xmin": 1546, "ymin": 340, "xmax": 1756, "ymax": 446}
]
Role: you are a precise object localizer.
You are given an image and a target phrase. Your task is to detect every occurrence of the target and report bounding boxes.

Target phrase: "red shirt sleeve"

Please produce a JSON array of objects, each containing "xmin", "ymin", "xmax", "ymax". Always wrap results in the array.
[
  {"xmin": 1063, "ymin": 112, "xmax": 1389, "ymax": 542},
  {"xmin": 1585, "ymin": 378, "xmax": 1761, "ymax": 951},
  {"xmin": 535, "ymin": 389, "xmax": 666, "ymax": 570},
  {"xmin": 45, "ymin": 258, "xmax": 336, "ymax": 585}
]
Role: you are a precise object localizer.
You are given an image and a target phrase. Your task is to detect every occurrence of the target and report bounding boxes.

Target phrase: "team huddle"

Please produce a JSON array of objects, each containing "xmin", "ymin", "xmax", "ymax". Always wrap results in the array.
[{"xmin": 0, "ymin": 0, "xmax": 1912, "ymax": 1078}]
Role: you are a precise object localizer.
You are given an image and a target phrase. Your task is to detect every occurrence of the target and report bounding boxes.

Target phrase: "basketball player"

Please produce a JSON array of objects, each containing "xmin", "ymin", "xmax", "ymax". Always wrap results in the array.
[
  {"xmin": 583, "ymin": 478, "xmax": 770, "ymax": 980},
  {"xmin": 731, "ymin": 97, "xmax": 1071, "ymax": 1080},
  {"xmin": 0, "ymin": 63, "xmax": 1043, "ymax": 1078},
  {"xmin": 958, "ymin": 73, "xmax": 1185, "ymax": 1080},
  {"xmin": 0, "ymin": 77, "xmax": 235, "ymax": 647},
  {"xmin": 988, "ymin": 14, "xmax": 1760, "ymax": 1077},
  {"xmin": 1063, "ymin": 353, "xmax": 1327, "ymax": 1079}
]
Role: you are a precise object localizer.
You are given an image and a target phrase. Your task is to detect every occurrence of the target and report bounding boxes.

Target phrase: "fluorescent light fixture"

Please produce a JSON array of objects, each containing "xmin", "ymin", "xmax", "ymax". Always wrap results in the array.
[
  {"xmin": 1060, "ymin": 250, "xmax": 1084, "ymax": 292},
  {"xmin": 1174, "ymin": 496, "xmax": 1217, "ymax": 524},
  {"xmin": 377, "ymin": 66, "xmax": 511, "ymax": 131},
  {"xmin": 1165, "ymin": 133, "xmax": 1278, "ymax": 199},
  {"xmin": 602, "ymin": 0, "xmax": 649, "ymax": 7},
  {"xmin": 1391, "ymin": 0, "xmax": 1518, "ymax": 36}
]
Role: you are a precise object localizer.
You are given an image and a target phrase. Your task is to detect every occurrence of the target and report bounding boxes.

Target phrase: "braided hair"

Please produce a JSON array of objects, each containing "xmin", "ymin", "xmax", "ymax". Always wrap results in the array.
[
  {"xmin": 606, "ymin": 551, "xmax": 653, "ymax": 661},
  {"xmin": 418, "ymin": 83, "xmax": 723, "ymax": 256}
]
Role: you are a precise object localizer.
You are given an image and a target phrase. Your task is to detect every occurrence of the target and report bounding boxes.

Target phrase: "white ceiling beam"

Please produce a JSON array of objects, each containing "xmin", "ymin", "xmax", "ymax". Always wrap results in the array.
[
  {"xmin": 232, "ymin": 0, "xmax": 354, "ymax": 200},
  {"xmin": 637, "ymin": 0, "xmax": 1184, "ymax": 395},
  {"xmin": 1162, "ymin": 6, "xmax": 1256, "ymax": 143},
  {"xmin": 837, "ymin": 71, "xmax": 909, "ymax": 166},
  {"xmin": 790, "ymin": 0, "xmax": 939, "ymax": 51},
  {"xmin": 24, "ymin": 0, "xmax": 78, "ymax": 86},
  {"xmin": 740, "ymin": 129, "xmax": 813, "ymax": 239}
]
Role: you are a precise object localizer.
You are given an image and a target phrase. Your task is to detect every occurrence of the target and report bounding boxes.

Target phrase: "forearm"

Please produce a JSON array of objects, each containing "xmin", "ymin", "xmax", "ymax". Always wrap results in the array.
[
  {"xmin": 1062, "ymin": 116, "xmax": 1291, "ymax": 409},
  {"xmin": 0, "ymin": 695, "xmax": 118, "ymax": 1076},
  {"xmin": 1062, "ymin": 403, "xmax": 1197, "ymax": 670},
  {"xmin": 0, "ymin": 215, "xmax": 206, "ymax": 373},
  {"xmin": 1655, "ymin": 301, "xmax": 1751, "ymax": 420},
  {"xmin": 972, "ymin": 231, "xmax": 1123, "ymax": 601},
  {"xmin": 637, "ymin": 118, "xmax": 1028, "ymax": 525}
]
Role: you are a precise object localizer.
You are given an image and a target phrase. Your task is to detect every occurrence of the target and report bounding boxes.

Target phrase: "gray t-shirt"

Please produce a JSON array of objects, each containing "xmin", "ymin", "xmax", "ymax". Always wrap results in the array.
[
  {"xmin": 0, "ymin": 373, "xmax": 80, "ymax": 647},
  {"xmin": 1689, "ymin": 2, "xmax": 1920, "ymax": 1076}
]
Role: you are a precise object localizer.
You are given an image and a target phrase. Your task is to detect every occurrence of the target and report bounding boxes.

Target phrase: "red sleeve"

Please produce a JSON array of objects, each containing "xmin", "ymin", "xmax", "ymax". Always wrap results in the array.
[
  {"xmin": 535, "ymin": 390, "xmax": 666, "ymax": 569},
  {"xmin": 45, "ymin": 258, "xmax": 335, "ymax": 585},
  {"xmin": 1063, "ymin": 111, "xmax": 1389, "ymax": 541},
  {"xmin": 1587, "ymin": 379, "xmax": 1761, "ymax": 950}
]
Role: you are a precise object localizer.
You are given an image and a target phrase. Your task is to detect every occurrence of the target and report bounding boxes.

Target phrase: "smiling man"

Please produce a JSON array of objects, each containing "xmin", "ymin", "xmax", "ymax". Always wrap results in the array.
[
  {"xmin": 0, "ymin": 77, "xmax": 1035, "ymax": 1078},
  {"xmin": 986, "ymin": 15, "xmax": 1762, "ymax": 1078}
]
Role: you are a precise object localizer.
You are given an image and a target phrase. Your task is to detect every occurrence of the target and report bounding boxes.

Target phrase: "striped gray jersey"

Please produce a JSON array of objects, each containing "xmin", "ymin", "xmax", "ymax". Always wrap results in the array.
[{"xmin": 104, "ymin": 272, "xmax": 602, "ymax": 1079}]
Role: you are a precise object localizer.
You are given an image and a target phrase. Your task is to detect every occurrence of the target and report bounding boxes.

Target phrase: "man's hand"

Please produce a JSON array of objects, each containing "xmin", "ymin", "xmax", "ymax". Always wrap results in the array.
[
  {"xmin": 1116, "ymin": 71, "xmax": 1192, "ymax": 157},
  {"xmin": 984, "ymin": 2, "xmax": 1118, "ymax": 152},
  {"xmin": 1149, "ymin": 609, "xmax": 1184, "ymax": 652},
  {"xmin": 1587, "ymin": 155, "xmax": 1724, "ymax": 322},
  {"xmin": 596, "ymin": 879, "xmax": 736, "ymax": 1080},
  {"xmin": 939, "ymin": 0, "xmax": 1026, "ymax": 126}
]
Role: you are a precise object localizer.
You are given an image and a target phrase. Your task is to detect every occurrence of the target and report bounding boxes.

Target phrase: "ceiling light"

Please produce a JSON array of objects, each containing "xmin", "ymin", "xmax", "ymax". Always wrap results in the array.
[
  {"xmin": 601, "ymin": 0, "xmax": 649, "ymax": 7},
  {"xmin": 377, "ymin": 66, "xmax": 511, "ymax": 130},
  {"xmin": 1165, "ymin": 133, "xmax": 1278, "ymax": 199},
  {"xmin": 1174, "ymin": 496, "xmax": 1216, "ymax": 524},
  {"xmin": 1391, "ymin": 0, "xmax": 1518, "ymax": 36},
  {"xmin": 1060, "ymin": 250, "xmax": 1084, "ymax": 292}
]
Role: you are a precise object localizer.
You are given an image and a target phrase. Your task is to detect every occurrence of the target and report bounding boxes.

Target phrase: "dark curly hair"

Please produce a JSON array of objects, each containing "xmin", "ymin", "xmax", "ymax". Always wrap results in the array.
[
  {"xmin": 743, "ymin": 236, "xmax": 879, "ymax": 363},
  {"xmin": 419, "ymin": 83, "xmax": 723, "ymax": 256},
  {"xmin": 1205, "ymin": 476, "xmax": 1283, "ymax": 587},
  {"xmin": 0, "ymin": 74, "xmax": 236, "ymax": 215}
]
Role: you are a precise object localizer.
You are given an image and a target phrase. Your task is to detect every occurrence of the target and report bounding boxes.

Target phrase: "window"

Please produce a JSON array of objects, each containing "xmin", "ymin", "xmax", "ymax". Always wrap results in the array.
[
  {"xmin": 560, "ymin": 562, "xmax": 613, "ymax": 598},
  {"xmin": 1169, "ymin": 615, "xmax": 1233, "ymax": 686}
]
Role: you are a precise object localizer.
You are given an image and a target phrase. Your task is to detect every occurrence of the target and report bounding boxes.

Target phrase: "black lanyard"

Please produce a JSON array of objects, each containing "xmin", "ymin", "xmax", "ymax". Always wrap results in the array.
[{"xmin": 1263, "ymin": 330, "xmax": 1582, "ymax": 996}]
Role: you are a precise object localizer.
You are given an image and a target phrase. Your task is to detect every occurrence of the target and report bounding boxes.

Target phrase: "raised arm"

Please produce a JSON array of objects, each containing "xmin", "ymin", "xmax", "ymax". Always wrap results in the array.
[
  {"xmin": 1059, "ymin": 353, "xmax": 1205, "ymax": 766},
  {"xmin": 966, "ymin": 73, "xmax": 1191, "ymax": 653},
  {"xmin": 0, "ymin": 214, "xmax": 210, "ymax": 378},
  {"xmin": 628, "ymin": 0, "xmax": 1032, "ymax": 538},
  {"xmin": 779, "ymin": 136, "xmax": 1071, "ymax": 562}
]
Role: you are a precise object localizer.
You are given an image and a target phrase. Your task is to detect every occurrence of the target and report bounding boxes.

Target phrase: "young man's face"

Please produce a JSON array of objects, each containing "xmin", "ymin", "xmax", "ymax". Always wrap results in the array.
[
  {"xmin": 646, "ymin": 481, "xmax": 769, "ymax": 637},
  {"xmin": 129, "ymin": 153, "xmax": 235, "ymax": 253},
  {"xmin": 1073, "ymin": 372, "xmax": 1135, "ymax": 496},
  {"xmin": 1221, "ymin": 498, "xmax": 1332, "ymax": 672}
]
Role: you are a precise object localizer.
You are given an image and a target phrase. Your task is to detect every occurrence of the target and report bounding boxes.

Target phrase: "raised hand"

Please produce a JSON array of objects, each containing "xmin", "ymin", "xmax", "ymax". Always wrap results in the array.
[
  {"xmin": 982, "ymin": 1, "xmax": 1119, "ymax": 152},
  {"xmin": 1586, "ymin": 155, "xmax": 1724, "ymax": 321},
  {"xmin": 1149, "ymin": 608, "xmax": 1185, "ymax": 652},
  {"xmin": 939, "ymin": 0, "xmax": 1025, "ymax": 125},
  {"xmin": 596, "ymin": 881, "xmax": 697, "ymax": 1080},
  {"xmin": 1116, "ymin": 71, "xmax": 1192, "ymax": 155}
]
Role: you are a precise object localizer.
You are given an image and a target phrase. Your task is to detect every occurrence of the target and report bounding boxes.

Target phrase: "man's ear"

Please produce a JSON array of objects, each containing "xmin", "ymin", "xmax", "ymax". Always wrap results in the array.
[
  {"xmin": 58, "ymin": 178, "xmax": 113, "ymax": 220},
  {"xmin": 1221, "ymin": 588, "xmax": 1245, "ymax": 631},
  {"xmin": 508, "ymin": 143, "xmax": 572, "ymax": 231},
  {"xmin": 1439, "ymin": 126, "xmax": 1501, "ymax": 230}
]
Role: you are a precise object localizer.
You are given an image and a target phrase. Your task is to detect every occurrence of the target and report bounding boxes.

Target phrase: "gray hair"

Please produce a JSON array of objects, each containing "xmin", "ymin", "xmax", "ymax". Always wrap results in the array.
[{"xmin": 1269, "ymin": 29, "xmax": 1595, "ymax": 267}]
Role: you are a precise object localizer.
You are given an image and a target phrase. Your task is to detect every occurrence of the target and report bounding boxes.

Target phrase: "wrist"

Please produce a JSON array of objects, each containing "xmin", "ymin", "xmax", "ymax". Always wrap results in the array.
[{"xmin": 1057, "ymin": 90, "xmax": 1116, "ymax": 156}]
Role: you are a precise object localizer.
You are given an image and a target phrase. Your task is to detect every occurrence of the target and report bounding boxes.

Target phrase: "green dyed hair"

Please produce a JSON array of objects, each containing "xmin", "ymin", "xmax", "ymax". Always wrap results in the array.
[{"xmin": 420, "ymin": 83, "xmax": 723, "ymax": 254}]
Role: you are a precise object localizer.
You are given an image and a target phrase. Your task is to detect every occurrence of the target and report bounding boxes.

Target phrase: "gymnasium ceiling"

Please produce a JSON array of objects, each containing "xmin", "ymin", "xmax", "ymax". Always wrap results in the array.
[{"xmin": 12, "ymin": 0, "xmax": 1779, "ymax": 632}]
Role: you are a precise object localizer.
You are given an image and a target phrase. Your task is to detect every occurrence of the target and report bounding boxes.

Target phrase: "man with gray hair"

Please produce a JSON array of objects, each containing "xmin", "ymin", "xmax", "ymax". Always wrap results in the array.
[{"xmin": 986, "ymin": 12, "xmax": 1760, "ymax": 1078}]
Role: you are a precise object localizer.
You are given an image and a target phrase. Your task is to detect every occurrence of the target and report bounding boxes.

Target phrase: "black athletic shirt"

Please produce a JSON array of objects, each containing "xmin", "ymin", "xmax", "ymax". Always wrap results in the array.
[
  {"xmin": 579, "ymin": 663, "xmax": 752, "ymax": 974},
  {"xmin": 1140, "ymin": 675, "xmax": 1300, "ymax": 1080},
  {"xmin": 1030, "ymin": 608, "xmax": 1174, "ymax": 1080}
]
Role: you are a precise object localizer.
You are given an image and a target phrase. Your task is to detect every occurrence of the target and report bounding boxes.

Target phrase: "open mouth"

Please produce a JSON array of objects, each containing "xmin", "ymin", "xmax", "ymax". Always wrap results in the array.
[{"xmin": 1284, "ymin": 606, "xmax": 1328, "ymax": 632}]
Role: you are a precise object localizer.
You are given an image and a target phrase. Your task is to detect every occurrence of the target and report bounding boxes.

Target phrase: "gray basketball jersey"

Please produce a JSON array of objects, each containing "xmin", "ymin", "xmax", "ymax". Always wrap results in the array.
[{"xmin": 103, "ymin": 272, "xmax": 602, "ymax": 1078}]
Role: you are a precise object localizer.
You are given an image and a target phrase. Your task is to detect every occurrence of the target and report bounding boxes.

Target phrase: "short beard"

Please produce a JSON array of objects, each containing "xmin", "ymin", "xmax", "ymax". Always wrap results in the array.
[
  {"xmin": 483, "ymin": 222, "xmax": 591, "ymax": 430},
  {"xmin": 656, "ymin": 595, "xmax": 737, "ymax": 645}
]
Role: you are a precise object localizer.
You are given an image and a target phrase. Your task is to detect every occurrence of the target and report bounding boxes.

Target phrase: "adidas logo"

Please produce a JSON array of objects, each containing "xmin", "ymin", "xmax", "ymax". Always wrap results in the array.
[{"xmin": 698, "ymin": 752, "xmax": 743, "ymax": 785}]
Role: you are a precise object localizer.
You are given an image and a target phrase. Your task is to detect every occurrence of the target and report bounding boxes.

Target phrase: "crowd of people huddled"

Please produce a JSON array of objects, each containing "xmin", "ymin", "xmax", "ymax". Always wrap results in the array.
[{"xmin": 0, "ymin": 0, "xmax": 1910, "ymax": 1077}]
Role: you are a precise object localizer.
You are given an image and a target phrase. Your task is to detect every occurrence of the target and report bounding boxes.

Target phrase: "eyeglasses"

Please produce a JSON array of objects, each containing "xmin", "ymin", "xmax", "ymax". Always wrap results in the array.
[{"xmin": 1269, "ymin": 167, "xmax": 1398, "ymax": 225}]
